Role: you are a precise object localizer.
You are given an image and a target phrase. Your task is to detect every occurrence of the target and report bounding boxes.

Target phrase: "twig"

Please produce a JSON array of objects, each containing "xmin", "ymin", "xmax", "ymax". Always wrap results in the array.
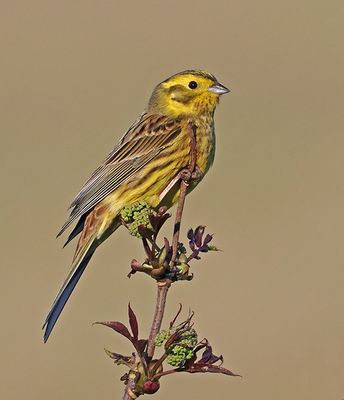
[
  {"xmin": 170, "ymin": 121, "xmax": 197, "ymax": 267},
  {"xmin": 147, "ymin": 279, "xmax": 171, "ymax": 358},
  {"xmin": 152, "ymin": 368, "xmax": 180, "ymax": 380},
  {"xmin": 123, "ymin": 374, "xmax": 138, "ymax": 400},
  {"xmin": 122, "ymin": 121, "xmax": 198, "ymax": 398},
  {"xmin": 146, "ymin": 121, "xmax": 197, "ymax": 359}
]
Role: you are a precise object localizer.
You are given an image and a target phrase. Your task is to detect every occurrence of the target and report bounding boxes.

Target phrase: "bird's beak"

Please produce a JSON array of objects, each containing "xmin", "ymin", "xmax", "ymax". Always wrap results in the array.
[{"xmin": 208, "ymin": 82, "xmax": 231, "ymax": 95}]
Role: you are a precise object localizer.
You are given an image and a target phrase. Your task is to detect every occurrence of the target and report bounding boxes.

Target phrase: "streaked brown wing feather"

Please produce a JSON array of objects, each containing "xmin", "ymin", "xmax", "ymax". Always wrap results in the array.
[
  {"xmin": 71, "ymin": 115, "xmax": 179, "ymax": 207},
  {"xmin": 69, "ymin": 112, "xmax": 149, "ymax": 208},
  {"xmin": 70, "ymin": 113, "xmax": 169, "ymax": 208},
  {"xmin": 58, "ymin": 114, "xmax": 181, "ymax": 237}
]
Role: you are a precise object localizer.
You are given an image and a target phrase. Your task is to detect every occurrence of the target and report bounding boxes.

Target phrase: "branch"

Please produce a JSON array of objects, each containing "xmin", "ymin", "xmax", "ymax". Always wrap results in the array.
[
  {"xmin": 123, "ymin": 378, "xmax": 137, "ymax": 400},
  {"xmin": 147, "ymin": 279, "xmax": 171, "ymax": 358},
  {"xmin": 145, "ymin": 121, "xmax": 197, "ymax": 359},
  {"xmin": 116, "ymin": 121, "xmax": 235, "ymax": 398},
  {"xmin": 98, "ymin": 115, "xmax": 236, "ymax": 397},
  {"xmin": 170, "ymin": 121, "xmax": 197, "ymax": 267}
]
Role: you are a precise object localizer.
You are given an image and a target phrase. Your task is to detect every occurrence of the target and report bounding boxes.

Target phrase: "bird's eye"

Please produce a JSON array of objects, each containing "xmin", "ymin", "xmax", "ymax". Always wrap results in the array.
[{"xmin": 188, "ymin": 81, "xmax": 198, "ymax": 89}]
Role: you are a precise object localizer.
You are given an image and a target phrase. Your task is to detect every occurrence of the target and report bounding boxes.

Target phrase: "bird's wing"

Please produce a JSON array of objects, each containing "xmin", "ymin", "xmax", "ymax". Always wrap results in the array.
[
  {"xmin": 68, "ymin": 112, "xmax": 149, "ymax": 207},
  {"xmin": 57, "ymin": 114, "xmax": 182, "ymax": 236}
]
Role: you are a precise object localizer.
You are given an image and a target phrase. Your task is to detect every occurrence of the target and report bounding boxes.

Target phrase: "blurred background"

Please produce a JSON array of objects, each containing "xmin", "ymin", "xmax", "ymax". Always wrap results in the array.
[{"xmin": 1, "ymin": 1, "xmax": 344, "ymax": 399}]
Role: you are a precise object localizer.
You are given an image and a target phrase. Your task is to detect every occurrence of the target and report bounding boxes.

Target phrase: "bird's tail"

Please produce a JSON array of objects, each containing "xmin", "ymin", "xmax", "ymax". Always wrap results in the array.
[
  {"xmin": 43, "ymin": 203, "xmax": 119, "ymax": 342},
  {"xmin": 42, "ymin": 239, "xmax": 96, "ymax": 342}
]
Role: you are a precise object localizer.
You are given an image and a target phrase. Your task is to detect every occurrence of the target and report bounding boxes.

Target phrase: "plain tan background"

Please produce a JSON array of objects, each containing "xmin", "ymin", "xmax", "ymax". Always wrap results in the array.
[{"xmin": 1, "ymin": 1, "xmax": 344, "ymax": 399}]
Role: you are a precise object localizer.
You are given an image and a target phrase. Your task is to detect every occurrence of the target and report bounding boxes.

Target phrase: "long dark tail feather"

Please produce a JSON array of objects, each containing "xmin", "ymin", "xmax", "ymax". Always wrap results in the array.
[
  {"xmin": 42, "ymin": 248, "xmax": 95, "ymax": 342},
  {"xmin": 62, "ymin": 213, "xmax": 89, "ymax": 248}
]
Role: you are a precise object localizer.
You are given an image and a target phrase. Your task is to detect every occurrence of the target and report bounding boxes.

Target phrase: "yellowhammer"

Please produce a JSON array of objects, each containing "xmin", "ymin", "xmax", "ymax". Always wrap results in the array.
[{"xmin": 43, "ymin": 70, "xmax": 230, "ymax": 342}]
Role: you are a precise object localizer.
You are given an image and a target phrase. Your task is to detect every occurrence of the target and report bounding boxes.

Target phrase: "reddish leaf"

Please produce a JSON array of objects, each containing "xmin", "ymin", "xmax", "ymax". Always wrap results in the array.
[
  {"xmin": 131, "ymin": 259, "xmax": 141, "ymax": 269},
  {"xmin": 104, "ymin": 349, "xmax": 134, "ymax": 366},
  {"xmin": 187, "ymin": 229, "xmax": 195, "ymax": 251},
  {"xmin": 188, "ymin": 249, "xmax": 200, "ymax": 260},
  {"xmin": 194, "ymin": 226, "xmax": 205, "ymax": 247},
  {"xmin": 163, "ymin": 237, "xmax": 170, "ymax": 251},
  {"xmin": 142, "ymin": 237, "xmax": 154, "ymax": 261},
  {"xmin": 148, "ymin": 214, "xmax": 159, "ymax": 231},
  {"xmin": 203, "ymin": 234, "xmax": 213, "ymax": 246},
  {"xmin": 94, "ymin": 321, "xmax": 132, "ymax": 341},
  {"xmin": 156, "ymin": 213, "xmax": 170, "ymax": 234},
  {"xmin": 128, "ymin": 303, "xmax": 138, "ymax": 341},
  {"xmin": 199, "ymin": 343, "xmax": 213, "ymax": 362},
  {"xmin": 169, "ymin": 303, "xmax": 183, "ymax": 329},
  {"xmin": 136, "ymin": 339, "xmax": 148, "ymax": 354},
  {"xmin": 193, "ymin": 340, "xmax": 207, "ymax": 354},
  {"xmin": 149, "ymin": 213, "xmax": 170, "ymax": 236},
  {"xmin": 187, "ymin": 228, "xmax": 194, "ymax": 241},
  {"xmin": 186, "ymin": 363, "xmax": 240, "ymax": 376},
  {"xmin": 200, "ymin": 347, "xmax": 223, "ymax": 365},
  {"xmin": 120, "ymin": 373, "xmax": 129, "ymax": 382},
  {"xmin": 138, "ymin": 224, "xmax": 154, "ymax": 239},
  {"xmin": 165, "ymin": 330, "xmax": 183, "ymax": 349},
  {"xmin": 199, "ymin": 246, "xmax": 209, "ymax": 253}
]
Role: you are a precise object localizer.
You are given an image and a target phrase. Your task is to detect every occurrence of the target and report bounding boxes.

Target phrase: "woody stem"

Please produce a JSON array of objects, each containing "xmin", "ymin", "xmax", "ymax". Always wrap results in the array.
[
  {"xmin": 122, "ymin": 122, "xmax": 197, "ymax": 398},
  {"xmin": 122, "ymin": 377, "xmax": 137, "ymax": 400},
  {"xmin": 147, "ymin": 279, "xmax": 171, "ymax": 359},
  {"xmin": 146, "ymin": 121, "xmax": 197, "ymax": 359},
  {"xmin": 170, "ymin": 121, "xmax": 197, "ymax": 267}
]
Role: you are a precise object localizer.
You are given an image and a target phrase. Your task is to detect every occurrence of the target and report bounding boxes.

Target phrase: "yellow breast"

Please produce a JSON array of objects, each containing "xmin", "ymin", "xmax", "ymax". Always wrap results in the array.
[
  {"xmin": 195, "ymin": 116, "xmax": 216, "ymax": 175},
  {"xmin": 105, "ymin": 116, "xmax": 215, "ymax": 213}
]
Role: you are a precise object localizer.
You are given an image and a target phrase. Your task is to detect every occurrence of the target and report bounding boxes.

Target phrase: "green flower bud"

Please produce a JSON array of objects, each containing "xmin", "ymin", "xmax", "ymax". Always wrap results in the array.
[
  {"xmin": 165, "ymin": 328, "xmax": 198, "ymax": 367},
  {"xmin": 120, "ymin": 201, "xmax": 156, "ymax": 238},
  {"xmin": 155, "ymin": 329, "xmax": 170, "ymax": 346}
]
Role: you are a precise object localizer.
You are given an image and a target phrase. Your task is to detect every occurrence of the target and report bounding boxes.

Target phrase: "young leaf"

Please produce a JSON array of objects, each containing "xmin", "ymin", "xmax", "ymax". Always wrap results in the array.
[
  {"xmin": 136, "ymin": 339, "xmax": 148, "ymax": 354},
  {"xmin": 142, "ymin": 237, "xmax": 154, "ymax": 261},
  {"xmin": 128, "ymin": 303, "xmax": 138, "ymax": 341},
  {"xmin": 200, "ymin": 345, "xmax": 223, "ymax": 365},
  {"xmin": 104, "ymin": 349, "xmax": 134, "ymax": 367},
  {"xmin": 186, "ymin": 364, "xmax": 240, "ymax": 376},
  {"xmin": 203, "ymin": 233, "xmax": 213, "ymax": 246},
  {"xmin": 194, "ymin": 226, "xmax": 205, "ymax": 247},
  {"xmin": 94, "ymin": 321, "xmax": 132, "ymax": 341},
  {"xmin": 138, "ymin": 224, "xmax": 154, "ymax": 240},
  {"xmin": 187, "ymin": 228, "xmax": 194, "ymax": 241},
  {"xmin": 187, "ymin": 228, "xmax": 195, "ymax": 251},
  {"xmin": 149, "ymin": 213, "xmax": 170, "ymax": 236}
]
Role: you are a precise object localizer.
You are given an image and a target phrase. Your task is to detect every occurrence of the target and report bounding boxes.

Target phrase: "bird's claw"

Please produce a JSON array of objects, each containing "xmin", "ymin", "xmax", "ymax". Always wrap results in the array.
[{"xmin": 180, "ymin": 167, "xmax": 203, "ymax": 183}]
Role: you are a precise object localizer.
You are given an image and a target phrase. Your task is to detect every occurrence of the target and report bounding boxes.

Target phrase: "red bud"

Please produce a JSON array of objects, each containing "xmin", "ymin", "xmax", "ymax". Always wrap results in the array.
[{"xmin": 143, "ymin": 380, "xmax": 160, "ymax": 394}]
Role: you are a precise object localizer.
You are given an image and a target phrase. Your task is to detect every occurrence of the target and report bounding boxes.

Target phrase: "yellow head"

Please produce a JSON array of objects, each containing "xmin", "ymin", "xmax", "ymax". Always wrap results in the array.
[{"xmin": 148, "ymin": 70, "xmax": 230, "ymax": 118}]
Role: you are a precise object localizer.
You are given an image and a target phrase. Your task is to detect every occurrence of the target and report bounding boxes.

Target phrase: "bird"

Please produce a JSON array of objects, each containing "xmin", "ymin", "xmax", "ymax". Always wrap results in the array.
[{"xmin": 43, "ymin": 70, "xmax": 230, "ymax": 342}]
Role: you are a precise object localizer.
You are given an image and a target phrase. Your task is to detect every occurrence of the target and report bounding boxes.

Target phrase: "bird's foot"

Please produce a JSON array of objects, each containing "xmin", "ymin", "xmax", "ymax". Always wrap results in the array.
[
  {"xmin": 179, "ymin": 167, "xmax": 203, "ymax": 184},
  {"xmin": 159, "ymin": 167, "xmax": 203, "ymax": 202}
]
